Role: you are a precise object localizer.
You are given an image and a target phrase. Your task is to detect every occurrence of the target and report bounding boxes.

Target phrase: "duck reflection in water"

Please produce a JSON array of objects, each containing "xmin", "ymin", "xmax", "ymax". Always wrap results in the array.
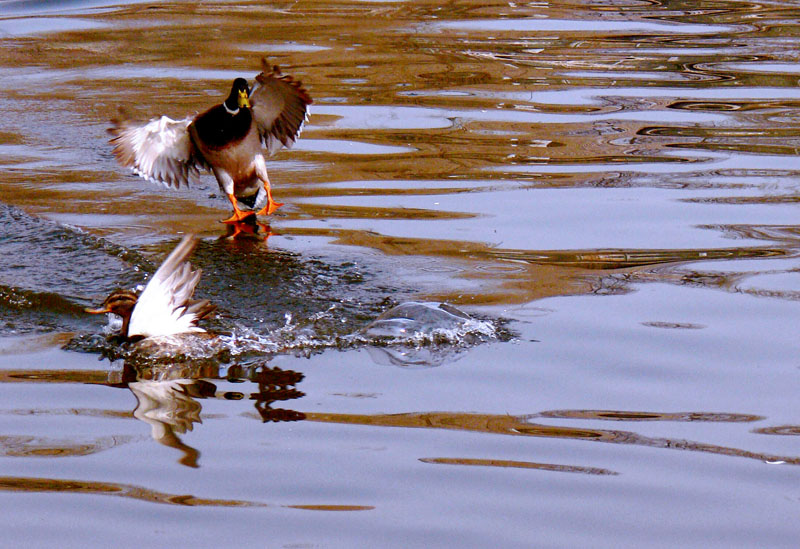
[
  {"xmin": 220, "ymin": 216, "xmax": 273, "ymax": 242},
  {"xmin": 115, "ymin": 362, "xmax": 305, "ymax": 467},
  {"xmin": 129, "ymin": 377, "xmax": 212, "ymax": 468}
]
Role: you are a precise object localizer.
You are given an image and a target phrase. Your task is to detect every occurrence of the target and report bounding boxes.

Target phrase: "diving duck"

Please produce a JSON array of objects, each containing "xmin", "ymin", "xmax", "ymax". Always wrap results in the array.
[
  {"xmin": 109, "ymin": 58, "xmax": 312, "ymax": 223},
  {"xmin": 85, "ymin": 235, "xmax": 215, "ymax": 339}
]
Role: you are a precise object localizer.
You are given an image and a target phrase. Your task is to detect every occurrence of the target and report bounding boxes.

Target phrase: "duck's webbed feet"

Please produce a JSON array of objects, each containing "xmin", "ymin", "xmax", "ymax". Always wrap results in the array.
[
  {"xmin": 254, "ymin": 175, "xmax": 283, "ymax": 216},
  {"xmin": 255, "ymin": 199, "xmax": 284, "ymax": 216},
  {"xmin": 220, "ymin": 193, "xmax": 256, "ymax": 224}
]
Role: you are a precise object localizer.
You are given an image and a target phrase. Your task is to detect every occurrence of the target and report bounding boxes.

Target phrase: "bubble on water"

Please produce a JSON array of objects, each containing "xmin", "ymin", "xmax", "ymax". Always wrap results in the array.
[{"xmin": 360, "ymin": 302, "xmax": 496, "ymax": 343}]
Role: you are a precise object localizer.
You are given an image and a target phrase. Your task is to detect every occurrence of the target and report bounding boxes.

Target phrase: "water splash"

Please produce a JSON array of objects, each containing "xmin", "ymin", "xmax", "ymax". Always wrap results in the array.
[{"xmin": 66, "ymin": 301, "xmax": 508, "ymax": 368}]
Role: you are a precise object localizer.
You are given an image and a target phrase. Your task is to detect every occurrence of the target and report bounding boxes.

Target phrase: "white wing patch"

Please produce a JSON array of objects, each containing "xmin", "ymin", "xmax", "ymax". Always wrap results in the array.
[
  {"xmin": 110, "ymin": 115, "xmax": 200, "ymax": 189},
  {"xmin": 128, "ymin": 235, "xmax": 207, "ymax": 338}
]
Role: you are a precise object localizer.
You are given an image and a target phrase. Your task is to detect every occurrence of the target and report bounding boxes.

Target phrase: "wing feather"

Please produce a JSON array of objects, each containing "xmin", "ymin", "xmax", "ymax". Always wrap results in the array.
[
  {"xmin": 109, "ymin": 113, "xmax": 206, "ymax": 189},
  {"xmin": 128, "ymin": 235, "xmax": 214, "ymax": 338},
  {"xmin": 250, "ymin": 58, "xmax": 313, "ymax": 156}
]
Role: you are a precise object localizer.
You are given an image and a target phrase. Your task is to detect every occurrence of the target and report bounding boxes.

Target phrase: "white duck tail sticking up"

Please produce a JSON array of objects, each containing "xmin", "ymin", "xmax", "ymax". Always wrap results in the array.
[{"xmin": 86, "ymin": 235, "xmax": 215, "ymax": 339}]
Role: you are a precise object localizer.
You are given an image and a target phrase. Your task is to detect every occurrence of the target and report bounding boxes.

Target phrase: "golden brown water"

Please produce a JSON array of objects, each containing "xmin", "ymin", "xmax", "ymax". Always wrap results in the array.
[{"xmin": 2, "ymin": 0, "xmax": 800, "ymax": 547}]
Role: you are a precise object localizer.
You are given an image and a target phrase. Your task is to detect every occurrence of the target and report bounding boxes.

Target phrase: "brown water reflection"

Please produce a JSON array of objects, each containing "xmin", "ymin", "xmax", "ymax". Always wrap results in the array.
[
  {"xmin": 1, "ymin": 361, "xmax": 793, "ymax": 471},
  {"xmin": 0, "ymin": 0, "xmax": 795, "ymax": 310},
  {"xmin": 0, "ymin": 434, "xmax": 135, "ymax": 458},
  {"xmin": 419, "ymin": 457, "xmax": 619, "ymax": 476},
  {"xmin": 0, "ymin": 474, "xmax": 372, "ymax": 510},
  {"xmin": 0, "ymin": 475, "xmax": 263, "ymax": 507},
  {"xmin": 303, "ymin": 410, "xmax": 800, "ymax": 467}
]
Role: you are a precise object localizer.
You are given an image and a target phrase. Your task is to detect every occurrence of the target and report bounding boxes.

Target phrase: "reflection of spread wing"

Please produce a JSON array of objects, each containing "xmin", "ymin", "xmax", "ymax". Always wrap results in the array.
[
  {"xmin": 109, "ymin": 114, "xmax": 207, "ymax": 188},
  {"xmin": 128, "ymin": 235, "xmax": 215, "ymax": 338},
  {"xmin": 130, "ymin": 379, "xmax": 213, "ymax": 434},
  {"xmin": 129, "ymin": 378, "xmax": 215, "ymax": 468},
  {"xmin": 250, "ymin": 58, "xmax": 313, "ymax": 155}
]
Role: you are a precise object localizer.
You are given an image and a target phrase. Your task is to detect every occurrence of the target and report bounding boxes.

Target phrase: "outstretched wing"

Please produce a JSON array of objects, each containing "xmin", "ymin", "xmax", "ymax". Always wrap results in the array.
[
  {"xmin": 128, "ymin": 235, "xmax": 215, "ymax": 338},
  {"xmin": 109, "ymin": 113, "xmax": 206, "ymax": 189},
  {"xmin": 250, "ymin": 58, "xmax": 313, "ymax": 155}
]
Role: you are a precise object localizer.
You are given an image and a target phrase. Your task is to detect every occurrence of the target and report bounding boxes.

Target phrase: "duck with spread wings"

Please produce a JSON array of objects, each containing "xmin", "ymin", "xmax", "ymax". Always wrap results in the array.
[
  {"xmin": 85, "ymin": 235, "xmax": 215, "ymax": 340},
  {"xmin": 109, "ymin": 59, "xmax": 312, "ymax": 223}
]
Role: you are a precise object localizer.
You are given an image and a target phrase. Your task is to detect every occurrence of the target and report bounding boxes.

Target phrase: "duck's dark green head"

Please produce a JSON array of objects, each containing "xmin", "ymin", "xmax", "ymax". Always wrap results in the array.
[{"xmin": 224, "ymin": 78, "xmax": 251, "ymax": 112}]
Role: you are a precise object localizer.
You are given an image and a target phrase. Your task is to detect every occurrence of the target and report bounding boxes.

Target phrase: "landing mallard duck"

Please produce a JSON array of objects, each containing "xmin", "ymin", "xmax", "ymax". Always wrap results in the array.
[
  {"xmin": 86, "ymin": 235, "xmax": 215, "ymax": 339},
  {"xmin": 109, "ymin": 59, "xmax": 312, "ymax": 223}
]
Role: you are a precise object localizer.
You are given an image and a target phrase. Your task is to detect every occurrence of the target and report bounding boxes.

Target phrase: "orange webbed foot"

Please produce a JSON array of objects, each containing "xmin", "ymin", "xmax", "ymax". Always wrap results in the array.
[
  {"xmin": 220, "ymin": 210, "xmax": 256, "ymax": 224},
  {"xmin": 221, "ymin": 192, "xmax": 258, "ymax": 224},
  {"xmin": 256, "ymin": 200, "xmax": 284, "ymax": 216}
]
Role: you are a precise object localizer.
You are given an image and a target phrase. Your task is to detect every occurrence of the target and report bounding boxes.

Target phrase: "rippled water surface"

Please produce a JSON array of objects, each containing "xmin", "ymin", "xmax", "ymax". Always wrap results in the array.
[{"xmin": 2, "ymin": 0, "xmax": 800, "ymax": 547}]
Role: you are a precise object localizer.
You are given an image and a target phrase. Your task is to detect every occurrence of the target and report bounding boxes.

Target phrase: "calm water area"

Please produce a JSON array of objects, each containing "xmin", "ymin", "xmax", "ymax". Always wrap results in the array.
[{"xmin": 1, "ymin": 0, "xmax": 800, "ymax": 547}]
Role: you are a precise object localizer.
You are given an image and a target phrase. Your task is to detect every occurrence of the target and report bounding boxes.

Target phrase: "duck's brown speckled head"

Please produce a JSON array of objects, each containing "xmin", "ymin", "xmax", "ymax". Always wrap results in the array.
[{"xmin": 85, "ymin": 289, "xmax": 138, "ymax": 338}]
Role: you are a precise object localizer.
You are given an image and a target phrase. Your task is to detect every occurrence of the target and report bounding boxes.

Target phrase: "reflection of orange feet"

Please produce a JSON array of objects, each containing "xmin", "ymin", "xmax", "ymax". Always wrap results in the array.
[
  {"xmin": 224, "ymin": 219, "xmax": 273, "ymax": 242},
  {"xmin": 255, "ymin": 200, "xmax": 284, "ymax": 216},
  {"xmin": 220, "ymin": 210, "xmax": 256, "ymax": 224}
]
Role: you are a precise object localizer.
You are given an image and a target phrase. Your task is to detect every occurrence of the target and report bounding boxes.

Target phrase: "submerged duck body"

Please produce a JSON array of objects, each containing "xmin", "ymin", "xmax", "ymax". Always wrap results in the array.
[
  {"xmin": 86, "ymin": 235, "xmax": 215, "ymax": 340},
  {"xmin": 109, "ymin": 60, "xmax": 312, "ymax": 223}
]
